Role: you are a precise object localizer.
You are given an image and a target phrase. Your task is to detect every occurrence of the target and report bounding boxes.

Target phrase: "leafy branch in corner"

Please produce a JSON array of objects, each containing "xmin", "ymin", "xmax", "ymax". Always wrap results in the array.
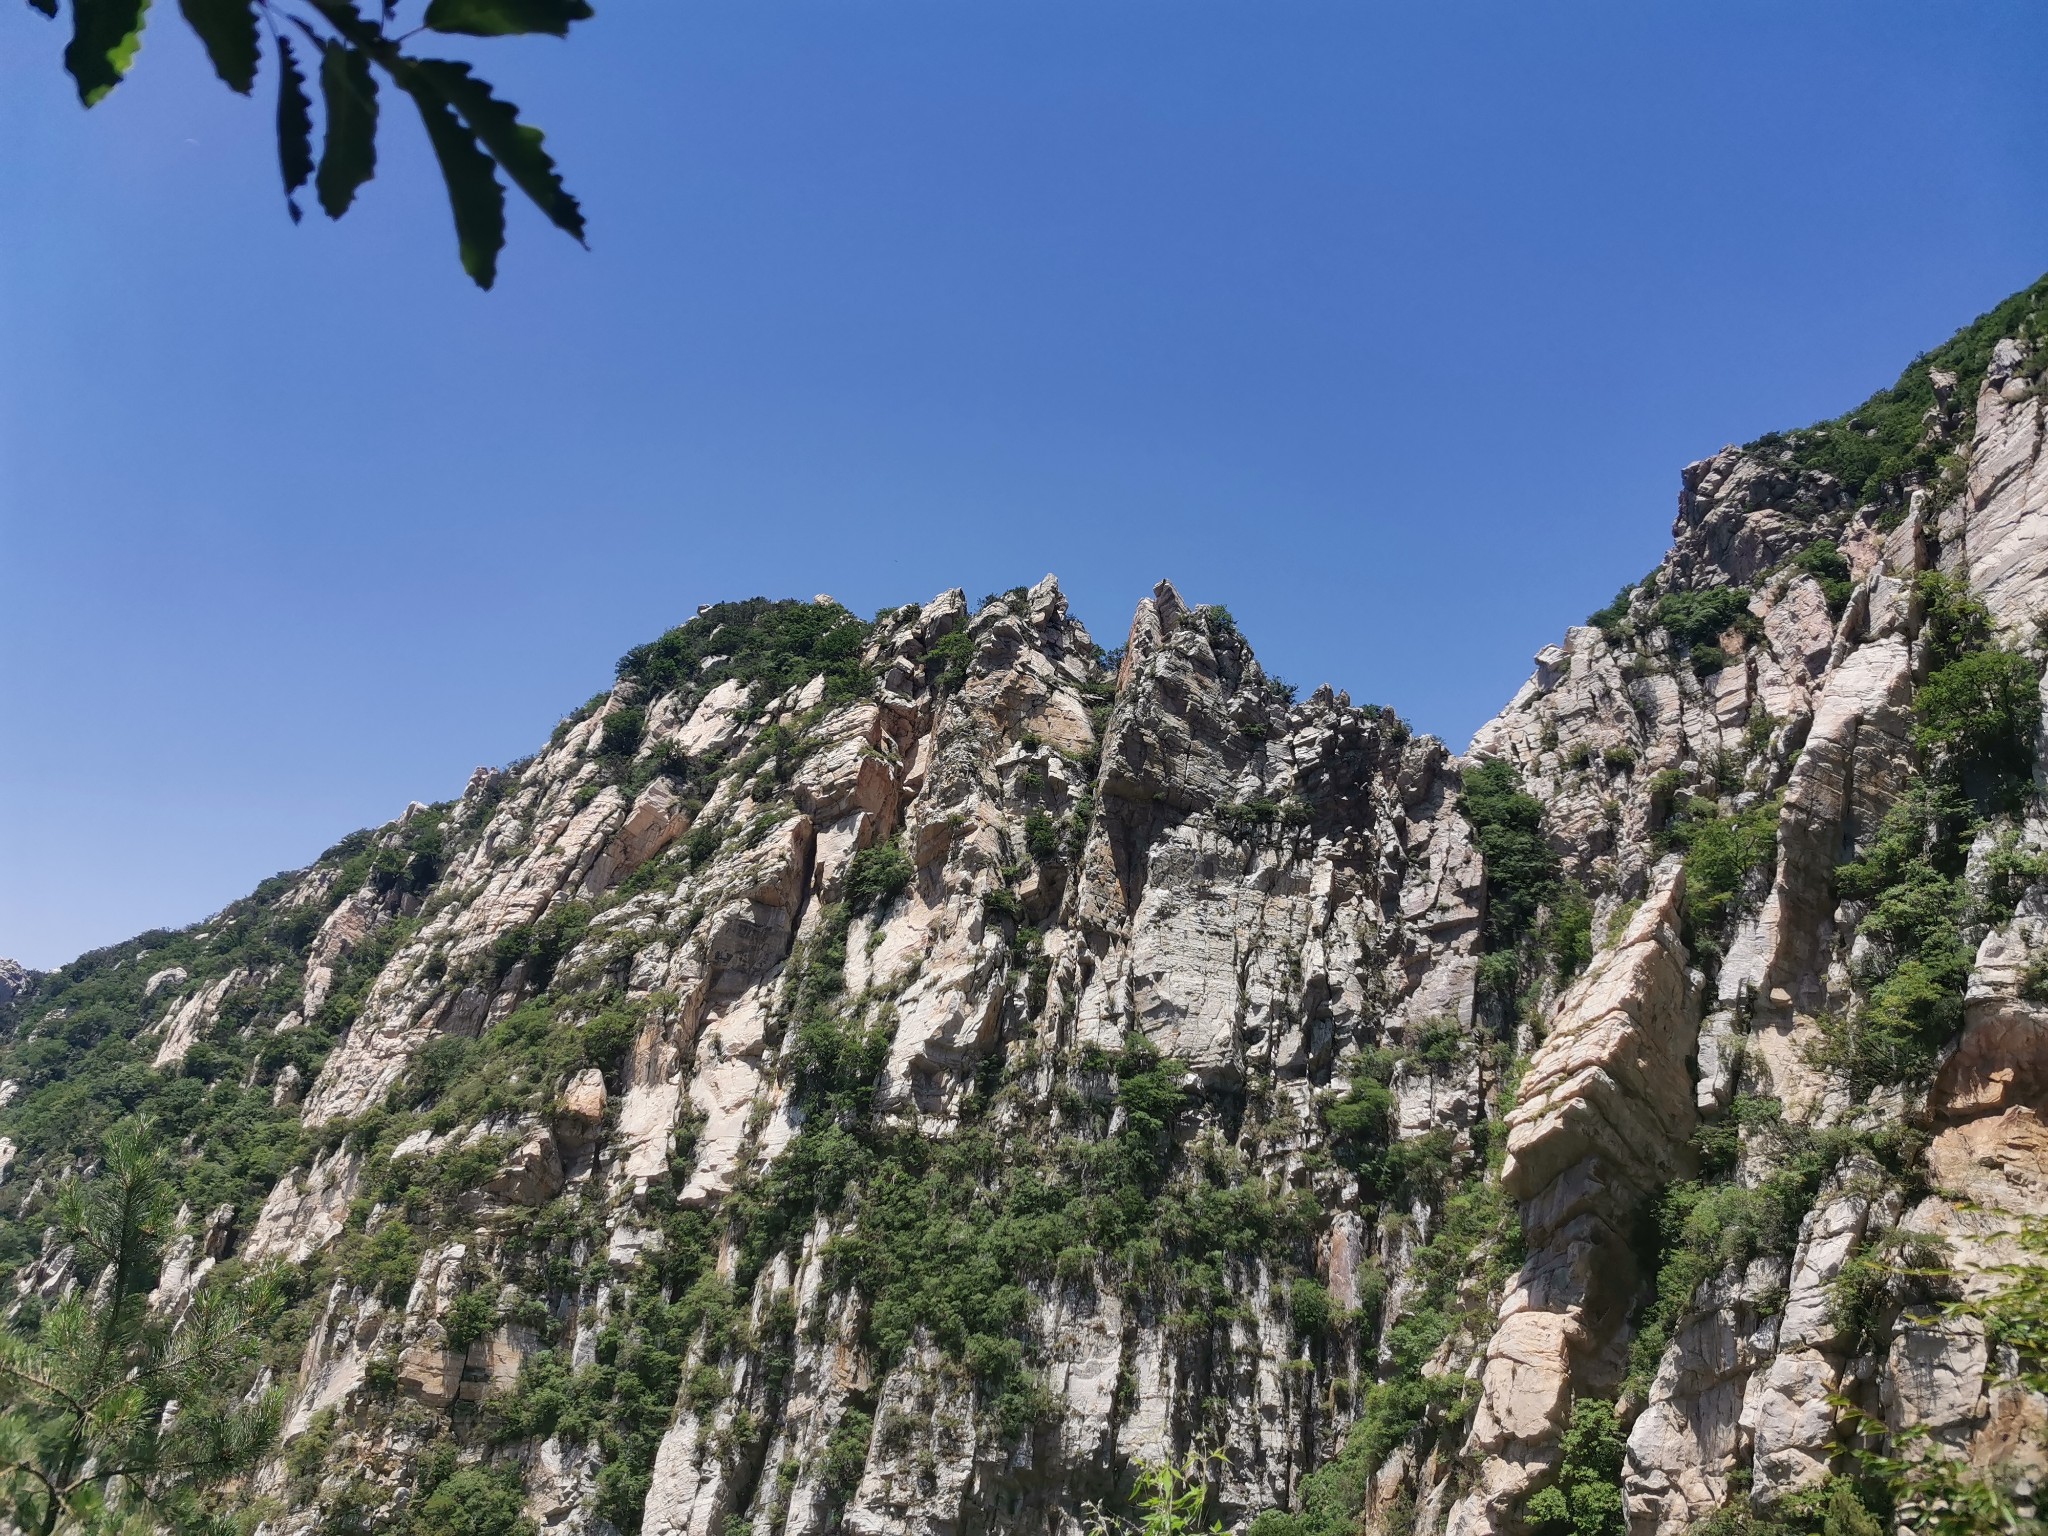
[{"xmin": 30, "ymin": 0, "xmax": 590, "ymax": 288}]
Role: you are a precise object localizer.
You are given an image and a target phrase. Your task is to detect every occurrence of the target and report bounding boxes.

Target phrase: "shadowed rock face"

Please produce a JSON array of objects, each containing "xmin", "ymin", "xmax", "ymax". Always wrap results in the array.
[{"xmin": 5, "ymin": 293, "xmax": 2048, "ymax": 1536}]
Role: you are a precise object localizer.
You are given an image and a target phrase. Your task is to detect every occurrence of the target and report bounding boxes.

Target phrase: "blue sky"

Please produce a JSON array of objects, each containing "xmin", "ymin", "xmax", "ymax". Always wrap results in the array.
[{"xmin": 4, "ymin": 2, "xmax": 2047, "ymax": 969}]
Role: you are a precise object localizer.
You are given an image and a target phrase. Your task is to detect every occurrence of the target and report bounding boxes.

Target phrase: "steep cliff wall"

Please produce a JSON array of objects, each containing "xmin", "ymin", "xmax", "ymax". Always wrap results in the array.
[{"xmin": 3, "ymin": 277, "xmax": 2047, "ymax": 1536}]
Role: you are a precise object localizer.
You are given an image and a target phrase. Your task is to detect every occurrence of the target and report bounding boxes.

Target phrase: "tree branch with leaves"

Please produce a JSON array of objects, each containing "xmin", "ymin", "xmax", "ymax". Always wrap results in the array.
[
  {"xmin": 30, "ymin": 0, "xmax": 590, "ymax": 287},
  {"xmin": 0, "ymin": 1121, "xmax": 281, "ymax": 1536}
]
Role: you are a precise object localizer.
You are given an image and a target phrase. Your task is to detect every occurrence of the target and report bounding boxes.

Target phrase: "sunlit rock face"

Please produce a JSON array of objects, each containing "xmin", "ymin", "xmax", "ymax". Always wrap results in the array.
[{"xmin": 6, "ymin": 285, "xmax": 2048, "ymax": 1536}]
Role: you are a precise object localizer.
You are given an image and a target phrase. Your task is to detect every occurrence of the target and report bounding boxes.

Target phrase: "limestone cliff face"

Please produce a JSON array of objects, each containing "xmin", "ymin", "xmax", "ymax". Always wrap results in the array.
[{"xmin": 3, "ymin": 281, "xmax": 2048, "ymax": 1536}]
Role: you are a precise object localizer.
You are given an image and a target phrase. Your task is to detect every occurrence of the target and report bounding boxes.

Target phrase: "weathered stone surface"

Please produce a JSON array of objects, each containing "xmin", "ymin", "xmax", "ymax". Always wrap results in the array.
[
  {"xmin": 1746, "ymin": 1348, "xmax": 1840, "ymax": 1500},
  {"xmin": 555, "ymin": 1066, "xmax": 608, "ymax": 1147},
  {"xmin": 486, "ymin": 1128, "xmax": 565, "ymax": 1206},
  {"xmin": 150, "ymin": 969, "xmax": 246, "ymax": 1069},
  {"xmin": 242, "ymin": 1145, "xmax": 362, "ymax": 1265},
  {"xmin": 1502, "ymin": 859, "xmax": 1697, "ymax": 1208},
  {"xmin": 25, "ymin": 318, "xmax": 2048, "ymax": 1536}
]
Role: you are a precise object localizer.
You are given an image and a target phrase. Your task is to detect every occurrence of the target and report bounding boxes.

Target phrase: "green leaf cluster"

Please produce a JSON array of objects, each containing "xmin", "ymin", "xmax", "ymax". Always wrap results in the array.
[
  {"xmin": 616, "ymin": 598, "xmax": 874, "ymax": 709},
  {"xmin": 35, "ymin": 0, "xmax": 591, "ymax": 286}
]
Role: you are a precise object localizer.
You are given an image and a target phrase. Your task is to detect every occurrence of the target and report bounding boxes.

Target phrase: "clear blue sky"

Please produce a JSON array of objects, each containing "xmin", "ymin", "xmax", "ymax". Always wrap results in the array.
[{"xmin": 4, "ymin": 2, "xmax": 2046, "ymax": 969}]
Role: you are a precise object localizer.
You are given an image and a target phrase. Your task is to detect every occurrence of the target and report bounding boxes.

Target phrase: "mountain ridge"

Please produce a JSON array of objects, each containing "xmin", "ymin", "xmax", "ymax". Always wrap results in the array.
[{"xmin": 3, "ymin": 276, "xmax": 2048, "ymax": 1536}]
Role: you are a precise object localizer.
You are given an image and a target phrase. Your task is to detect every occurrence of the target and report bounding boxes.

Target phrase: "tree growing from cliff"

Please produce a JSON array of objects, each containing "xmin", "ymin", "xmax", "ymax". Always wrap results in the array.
[
  {"xmin": 1084, "ymin": 1449, "xmax": 1227, "ymax": 1536},
  {"xmin": 26, "ymin": 0, "xmax": 589, "ymax": 288},
  {"xmin": 0, "ymin": 1122, "xmax": 279, "ymax": 1535}
]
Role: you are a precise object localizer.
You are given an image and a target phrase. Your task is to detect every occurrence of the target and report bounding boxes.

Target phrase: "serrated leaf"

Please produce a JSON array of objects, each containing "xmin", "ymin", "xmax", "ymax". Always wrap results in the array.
[
  {"xmin": 65, "ymin": 0, "xmax": 150, "ymax": 105},
  {"xmin": 275, "ymin": 33, "xmax": 313, "ymax": 223},
  {"xmin": 395, "ymin": 64, "xmax": 505, "ymax": 289},
  {"xmin": 178, "ymin": 0, "xmax": 257, "ymax": 92},
  {"xmin": 422, "ymin": 0, "xmax": 590, "ymax": 37},
  {"xmin": 406, "ymin": 58, "xmax": 583, "ymax": 245},
  {"xmin": 315, "ymin": 43, "xmax": 378, "ymax": 219},
  {"xmin": 300, "ymin": 0, "xmax": 380, "ymax": 49}
]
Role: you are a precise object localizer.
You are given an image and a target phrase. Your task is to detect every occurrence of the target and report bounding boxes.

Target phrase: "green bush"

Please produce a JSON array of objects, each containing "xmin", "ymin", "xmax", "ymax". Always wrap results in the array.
[
  {"xmin": 1789, "ymin": 539, "xmax": 1854, "ymax": 616},
  {"xmin": 1656, "ymin": 587, "xmax": 1754, "ymax": 651},
  {"xmin": 925, "ymin": 628, "xmax": 975, "ymax": 691},
  {"xmin": 1815, "ymin": 784, "xmax": 1973, "ymax": 1092},
  {"xmin": 615, "ymin": 597, "xmax": 874, "ymax": 706},
  {"xmin": 1541, "ymin": 885, "xmax": 1593, "ymax": 980},
  {"xmin": 1524, "ymin": 1398, "xmax": 1626, "ymax": 1536},
  {"xmin": 417, "ymin": 1467, "xmax": 535, "ymax": 1536},
  {"xmin": 1663, "ymin": 796, "xmax": 1780, "ymax": 934},
  {"xmin": 1286, "ymin": 1278, "xmax": 1334, "ymax": 1339},
  {"xmin": 1216, "ymin": 798, "xmax": 1283, "ymax": 838},
  {"xmin": 581, "ymin": 1008, "xmax": 639, "ymax": 1076},
  {"xmin": 1460, "ymin": 759, "xmax": 1562, "ymax": 1005},
  {"xmin": 598, "ymin": 706, "xmax": 647, "ymax": 761},
  {"xmin": 341, "ymin": 1220, "xmax": 423, "ymax": 1307},
  {"xmin": 445, "ymin": 1288, "xmax": 499, "ymax": 1351},
  {"xmin": 1914, "ymin": 646, "xmax": 2041, "ymax": 809},
  {"xmin": 1024, "ymin": 811, "xmax": 1061, "ymax": 862},
  {"xmin": 1586, "ymin": 583, "xmax": 1638, "ymax": 639},
  {"xmin": 684, "ymin": 824, "xmax": 721, "ymax": 868},
  {"xmin": 844, "ymin": 841, "xmax": 913, "ymax": 914}
]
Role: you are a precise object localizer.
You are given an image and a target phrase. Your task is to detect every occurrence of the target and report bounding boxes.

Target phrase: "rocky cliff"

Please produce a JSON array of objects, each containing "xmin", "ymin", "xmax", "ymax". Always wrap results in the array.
[{"xmin": 4, "ymin": 277, "xmax": 2048, "ymax": 1536}]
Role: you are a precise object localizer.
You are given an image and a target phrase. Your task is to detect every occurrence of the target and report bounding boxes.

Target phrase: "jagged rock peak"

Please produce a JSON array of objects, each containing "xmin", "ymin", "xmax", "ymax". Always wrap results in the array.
[{"xmin": 4, "ymin": 276, "xmax": 2048, "ymax": 1536}]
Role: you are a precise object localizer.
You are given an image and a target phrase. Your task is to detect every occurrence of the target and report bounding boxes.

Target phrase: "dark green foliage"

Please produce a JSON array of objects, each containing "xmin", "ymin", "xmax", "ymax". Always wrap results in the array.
[
  {"xmin": 725, "ymin": 1017, "xmax": 1321, "ymax": 1457},
  {"xmin": 425, "ymin": 0, "xmax": 594, "ymax": 39},
  {"xmin": 1287, "ymin": 1277, "xmax": 1334, "ymax": 1338},
  {"xmin": 1916, "ymin": 572, "xmax": 1995, "ymax": 670},
  {"xmin": 616, "ymin": 598, "xmax": 873, "ymax": 708},
  {"xmin": 1789, "ymin": 540, "xmax": 1854, "ymax": 617},
  {"xmin": 0, "ymin": 844, "xmax": 435, "ymax": 1230},
  {"xmin": 821, "ymin": 1410, "xmax": 874, "ymax": 1496},
  {"xmin": 1024, "ymin": 811, "xmax": 1062, "ymax": 862},
  {"xmin": 1659, "ymin": 796, "xmax": 1780, "ymax": 936},
  {"xmin": 341, "ymin": 1219, "xmax": 424, "ymax": 1306},
  {"xmin": 1524, "ymin": 1398, "xmax": 1626, "ymax": 1536},
  {"xmin": 1216, "ymin": 798, "xmax": 1283, "ymax": 838},
  {"xmin": 445, "ymin": 1287, "xmax": 499, "ymax": 1351},
  {"xmin": 1320, "ymin": 1075, "xmax": 1394, "ymax": 1159},
  {"xmin": 180, "ymin": 0, "xmax": 261, "ymax": 92},
  {"xmin": 1541, "ymin": 883, "xmax": 1593, "ymax": 981},
  {"xmin": 487, "ymin": 901, "xmax": 590, "ymax": 992},
  {"xmin": 598, "ymin": 705, "xmax": 647, "ymax": 761},
  {"xmin": 684, "ymin": 824, "xmax": 721, "ymax": 868},
  {"xmin": 1746, "ymin": 277, "xmax": 2048, "ymax": 515},
  {"xmin": 417, "ymin": 1467, "xmax": 536, "ymax": 1536},
  {"xmin": 371, "ymin": 808, "xmax": 448, "ymax": 897},
  {"xmin": 844, "ymin": 841, "xmax": 913, "ymax": 914},
  {"xmin": 1914, "ymin": 646, "xmax": 2041, "ymax": 810},
  {"xmin": 314, "ymin": 39, "xmax": 378, "ymax": 218},
  {"xmin": 0, "ymin": 1123, "xmax": 281, "ymax": 1534},
  {"xmin": 925, "ymin": 628, "xmax": 976, "ymax": 692},
  {"xmin": 1816, "ymin": 765, "xmax": 1987, "ymax": 1093},
  {"xmin": 1250, "ymin": 1172, "xmax": 1519, "ymax": 1536},
  {"xmin": 1656, "ymin": 587, "xmax": 1755, "ymax": 653},
  {"xmin": 1460, "ymin": 759, "xmax": 1563, "ymax": 1006},
  {"xmin": 580, "ymin": 1008, "xmax": 639, "ymax": 1078},
  {"xmin": 40, "ymin": 0, "xmax": 589, "ymax": 285},
  {"xmin": 1586, "ymin": 584, "xmax": 1638, "ymax": 638},
  {"xmin": 1626, "ymin": 1106, "xmax": 1923, "ymax": 1401}
]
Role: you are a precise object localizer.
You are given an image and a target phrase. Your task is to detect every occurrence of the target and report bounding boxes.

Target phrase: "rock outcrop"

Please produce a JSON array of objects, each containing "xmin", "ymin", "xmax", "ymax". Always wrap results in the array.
[{"xmin": 5, "ymin": 279, "xmax": 2048, "ymax": 1536}]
